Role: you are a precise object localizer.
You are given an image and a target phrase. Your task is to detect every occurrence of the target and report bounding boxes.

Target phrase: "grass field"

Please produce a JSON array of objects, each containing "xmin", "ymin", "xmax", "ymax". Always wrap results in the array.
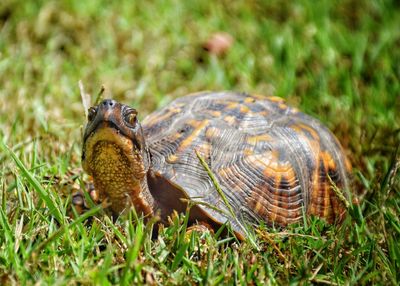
[{"xmin": 0, "ymin": 0, "xmax": 399, "ymax": 285}]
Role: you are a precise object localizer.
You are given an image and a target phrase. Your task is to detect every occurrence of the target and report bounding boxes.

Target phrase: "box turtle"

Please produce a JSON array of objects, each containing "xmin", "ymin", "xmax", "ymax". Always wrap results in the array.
[{"xmin": 78, "ymin": 91, "xmax": 351, "ymax": 238}]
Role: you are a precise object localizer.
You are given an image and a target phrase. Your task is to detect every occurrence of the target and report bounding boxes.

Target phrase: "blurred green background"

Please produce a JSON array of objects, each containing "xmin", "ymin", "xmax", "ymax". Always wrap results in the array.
[
  {"xmin": 0, "ymin": 0, "xmax": 399, "ymax": 284},
  {"xmin": 1, "ymin": 1, "xmax": 399, "ymax": 172}
]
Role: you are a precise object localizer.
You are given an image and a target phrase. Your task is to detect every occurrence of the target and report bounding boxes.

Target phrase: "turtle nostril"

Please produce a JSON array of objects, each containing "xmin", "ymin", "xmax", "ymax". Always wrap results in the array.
[{"xmin": 102, "ymin": 99, "xmax": 116, "ymax": 108}]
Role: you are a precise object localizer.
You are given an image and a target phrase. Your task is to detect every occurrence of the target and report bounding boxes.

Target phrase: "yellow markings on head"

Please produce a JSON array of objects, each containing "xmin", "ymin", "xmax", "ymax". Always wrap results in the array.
[
  {"xmin": 89, "ymin": 141, "xmax": 143, "ymax": 212},
  {"xmin": 247, "ymin": 134, "xmax": 272, "ymax": 145},
  {"xmin": 98, "ymin": 143, "xmax": 122, "ymax": 162},
  {"xmin": 83, "ymin": 126, "xmax": 154, "ymax": 216},
  {"xmin": 83, "ymin": 127, "xmax": 134, "ymax": 173},
  {"xmin": 87, "ymin": 126, "xmax": 129, "ymax": 145},
  {"xmin": 178, "ymin": 119, "xmax": 209, "ymax": 151}
]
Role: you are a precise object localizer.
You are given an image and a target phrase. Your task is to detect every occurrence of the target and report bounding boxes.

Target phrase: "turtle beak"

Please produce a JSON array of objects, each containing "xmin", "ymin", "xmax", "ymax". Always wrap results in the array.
[
  {"xmin": 82, "ymin": 99, "xmax": 148, "ymax": 165},
  {"xmin": 83, "ymin": 99, "xmax": 125, "ymax": 143}
]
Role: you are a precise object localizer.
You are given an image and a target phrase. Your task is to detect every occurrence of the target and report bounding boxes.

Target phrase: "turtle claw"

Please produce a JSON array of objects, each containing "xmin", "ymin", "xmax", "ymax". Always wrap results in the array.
[
  {"xmin": 71, "ymin": 191, "xmax": 87, "ymax": 216},
  {"xmin": 72, "ymin": 191, "xmax": 85, "ymax": 207},
  {"xmin": 71, "ymin": 190, "xmax": 94, "ymax": 215},
  {"xmin": 70, "ymin": 184, "xmax": 101, "ymax": 216},
  {"xmin": 186, "ymin": 222, "xmax": 214, "ymax": 238}
]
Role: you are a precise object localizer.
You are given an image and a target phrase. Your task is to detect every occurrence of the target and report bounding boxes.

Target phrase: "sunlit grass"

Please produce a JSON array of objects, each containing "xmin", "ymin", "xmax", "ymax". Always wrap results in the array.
[{"xmin": 0, "ymin": 0, "xmax": 399, "ymax": 284}]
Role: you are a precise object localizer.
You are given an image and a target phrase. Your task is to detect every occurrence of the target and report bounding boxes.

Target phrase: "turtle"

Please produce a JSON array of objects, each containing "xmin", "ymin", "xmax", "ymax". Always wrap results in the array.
[{"xmin": 77, "ymin": 91, "xmax": 351, "ymax": 239}]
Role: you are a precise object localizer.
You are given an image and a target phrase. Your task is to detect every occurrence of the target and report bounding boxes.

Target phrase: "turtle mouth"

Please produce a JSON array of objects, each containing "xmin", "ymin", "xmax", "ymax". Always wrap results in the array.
[
  {"xmin": 82, "ymin": 103, "xmax": 149, "ymax": 181},
  {"xmin": 81, "ymin": 125, "xmax": 149, "ymax": 213},
  {"xmin": 82, "ymin": 100, "xmax": 147, "ymax": 178},
  {"xmin": 83, "ymin": 103, "xmax": 143, "ymax": 155},
  {"xmin": 82, "ymin": 124, "xmax": 137, "ymax": 174},
  {"xmin": 83, "ymin": 116, "xmax": 134, "ymax": 146},
  {"xmin": 81, "ymin": 99, "xmax": 153, "ymax": 216},
  {"xmin": 84, "ymin": 120, "xmax": 122, "ymax": 141},
  {"xmin": 82, "ymin": 101, "xmax": 143, "ymax": 163}
]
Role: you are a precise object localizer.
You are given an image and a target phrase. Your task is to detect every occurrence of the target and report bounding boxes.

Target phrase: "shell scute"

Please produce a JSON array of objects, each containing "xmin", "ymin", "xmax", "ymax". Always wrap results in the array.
[{"xmin": 142, "ymin": 92, "xmax": 350, "ymax": 233}]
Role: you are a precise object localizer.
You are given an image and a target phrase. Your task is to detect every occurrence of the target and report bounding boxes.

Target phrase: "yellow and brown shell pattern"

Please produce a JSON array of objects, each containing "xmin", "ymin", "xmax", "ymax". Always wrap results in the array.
[{"xmin": 143, "ymin": 92, "xmax": 351, "ymax": 232}]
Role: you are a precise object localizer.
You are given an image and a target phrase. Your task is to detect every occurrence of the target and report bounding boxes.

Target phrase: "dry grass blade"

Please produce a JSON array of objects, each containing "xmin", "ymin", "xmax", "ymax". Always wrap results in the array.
[
  {"xmin": 256, "ymin": 230, "xmax": 286, "ymax": 263},
  {"xmin": 79, "ymin": 80, "xmax": 91, "ymax": 118},
  {"xmin": 94, "ymin": 85, "xmax": 106, "ymax": 105},
  {"xmin": 328, "ymin": 175, "xmax": 350, "ymax": 209},
  {"xmin": 309, "ymin": 263, "xmax": 324, "ymax": 281},
  {"xmin": 382, "ymin": 143, "xmax": 400, "ymax": 195},
  {"xmin": 179, "ymin": 198, "xmax": 231, "ymax": 217},
  {"xmin": 262, "ymin": 231, "xmax": 327, "ymax": 241},
  {"xmin": 1, "ymin": 1, "xmax": 399, "ymax": 284},
  {"xmin": 310, "ymin": 278, "xmax": 338, "ymax": 285}
]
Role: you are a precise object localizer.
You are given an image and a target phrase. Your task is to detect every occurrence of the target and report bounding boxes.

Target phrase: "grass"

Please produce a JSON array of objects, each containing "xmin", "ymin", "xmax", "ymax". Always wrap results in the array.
[{"xmin": 0, "ymin": 0, "xmax": 399, "ymax": 284}]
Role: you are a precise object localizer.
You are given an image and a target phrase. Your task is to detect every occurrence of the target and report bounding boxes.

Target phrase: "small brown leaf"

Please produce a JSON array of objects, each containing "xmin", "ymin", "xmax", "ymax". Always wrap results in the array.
[{"xmin": 203, "ymin": 32, "xmax": 234, "ymax": 56}]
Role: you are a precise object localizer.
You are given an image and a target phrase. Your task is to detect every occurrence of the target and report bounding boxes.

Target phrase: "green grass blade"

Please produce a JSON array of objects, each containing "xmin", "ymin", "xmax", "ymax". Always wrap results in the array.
[
  {"xmin": 121, "ymin": 217, "xmax": 145, "ymax": 285},
  {"xmin": 0, "ymin": 140, "xmax": 64, "ymax": 224},
  {"xmin": 195, "ymin": 150, "xmax": 235, "ymax": 217},
  {"xmin": 171, "ymin": 241, "xmax": 189, "ymax": 271},
  {"xmin": 196, "ymin": 150, "xmax": 259, "ymax": 249},
  {"xmin": 30, "ymin": 204, "xmax": 103, "ymax": 256},
  {"xmin": 0, "ymin": 206, "xmax": 13, "ymax": 243}
]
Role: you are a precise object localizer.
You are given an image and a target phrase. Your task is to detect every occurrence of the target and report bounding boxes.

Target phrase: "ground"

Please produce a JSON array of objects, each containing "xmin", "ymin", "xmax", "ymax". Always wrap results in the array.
[{"xmin": 0, "ymin": 0, "xmax": 399, "ymax": 285}]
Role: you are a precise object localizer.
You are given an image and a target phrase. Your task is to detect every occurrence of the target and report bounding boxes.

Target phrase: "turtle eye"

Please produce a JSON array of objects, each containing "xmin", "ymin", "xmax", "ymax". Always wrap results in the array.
[
  {"xmin": 88, "ymin": 107, "xmax": 97, "ymax": 121},
  {"xmin": 124, "ymin": 108, "xmax": 138, "ymax": 127}
]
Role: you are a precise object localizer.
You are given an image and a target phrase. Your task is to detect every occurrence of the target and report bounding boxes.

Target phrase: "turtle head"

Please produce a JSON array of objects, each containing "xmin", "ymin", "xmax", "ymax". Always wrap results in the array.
[{"xmin": 82, "ymin": 99, "xmax": 154, "ymax": 216}]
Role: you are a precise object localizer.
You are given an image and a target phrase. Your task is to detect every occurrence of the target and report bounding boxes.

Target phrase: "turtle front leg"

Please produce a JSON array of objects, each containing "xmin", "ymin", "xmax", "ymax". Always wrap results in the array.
[
  {"xmin": 186, "ymin": 222, "xmax": 215, "ymax": 237},
  {"xmin": 71, "ymin": 181, "xmax": 101, "ymax": 215}
]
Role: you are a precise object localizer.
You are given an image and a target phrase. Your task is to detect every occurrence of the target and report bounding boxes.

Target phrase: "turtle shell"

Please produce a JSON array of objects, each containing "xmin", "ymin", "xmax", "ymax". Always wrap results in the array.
[{"xmin": 142, "ymin": 92, "xmax": 351, "ymax": 233}]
